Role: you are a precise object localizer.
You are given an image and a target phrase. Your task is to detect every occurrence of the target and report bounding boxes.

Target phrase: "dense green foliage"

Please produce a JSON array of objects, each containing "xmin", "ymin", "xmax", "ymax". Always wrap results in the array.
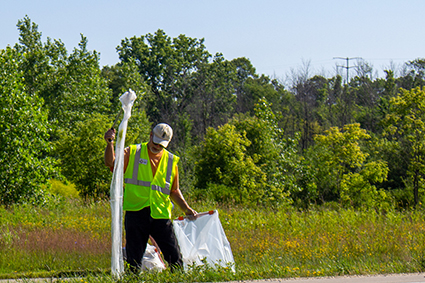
[
  {"xmin": 54, "ymin": 113, "xmax": 112, "ymax": 198},
  {"xmin": 0, "ymin": 46, "xmax": 54, "ymax": 205},
  {"xmin": 383, "ymin": 86, "xmax": 425, "ymax": 207},
  {"xmin": 2, "ymin": 16, "xmax": 425, "ymax": 210}
]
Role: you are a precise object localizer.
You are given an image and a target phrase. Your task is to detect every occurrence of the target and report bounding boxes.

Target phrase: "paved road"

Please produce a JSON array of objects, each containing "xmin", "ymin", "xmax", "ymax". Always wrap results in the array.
[{"xmin": 223, "ymin": 273, "xmax": 425, "ymax": 283}]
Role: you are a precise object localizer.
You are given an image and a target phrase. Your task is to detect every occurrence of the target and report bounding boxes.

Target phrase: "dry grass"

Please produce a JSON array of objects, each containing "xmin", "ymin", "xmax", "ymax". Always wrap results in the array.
[
  {"xmin": 0, "ymin": 199, "xmax": 111, "ymax": 275},
  {"xmin": 15, "ymin": 228, "xmax": 109, "ymax": 255}
]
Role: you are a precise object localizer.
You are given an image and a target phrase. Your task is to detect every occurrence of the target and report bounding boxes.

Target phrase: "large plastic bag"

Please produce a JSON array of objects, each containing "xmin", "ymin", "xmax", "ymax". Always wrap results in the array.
[
  {"xmin": 173, "ymin": 210, "xmax": 235, "ymax": 271},
  {"xmin": 122, "ymin": 243, "xmax": 166, "ymax": 272},
  {"xmin": 141, "ymin": 244, "xmax": 166, "ymax": 271},
  {"xmin": 110, "ymin": 89, "xmax": 137, "ymax": 277}
]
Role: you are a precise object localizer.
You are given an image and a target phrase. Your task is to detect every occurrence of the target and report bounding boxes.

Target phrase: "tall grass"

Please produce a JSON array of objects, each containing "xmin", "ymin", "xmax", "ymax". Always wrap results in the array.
[
  {"xmin": 0, "ymin": 198, "xmax": 110, "ymax": 278},
  {"xmin": 0, "ymin": 198, "xmax": 424, "ymax": 282}
]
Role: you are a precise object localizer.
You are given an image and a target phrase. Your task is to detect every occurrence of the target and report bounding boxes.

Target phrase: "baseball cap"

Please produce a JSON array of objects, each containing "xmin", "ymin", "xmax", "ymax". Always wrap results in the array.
[{"xmin": 152, "ymin": 123, "xmax": 173, "ymax": 148}]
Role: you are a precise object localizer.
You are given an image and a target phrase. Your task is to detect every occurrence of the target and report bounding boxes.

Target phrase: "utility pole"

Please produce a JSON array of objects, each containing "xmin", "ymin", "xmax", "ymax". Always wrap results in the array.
[{"xmin": 333, "ymin": 57, "xmax": 362, "ymax": 84}]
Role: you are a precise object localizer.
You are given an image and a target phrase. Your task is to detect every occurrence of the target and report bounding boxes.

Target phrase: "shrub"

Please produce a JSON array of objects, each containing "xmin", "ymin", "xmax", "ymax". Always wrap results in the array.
[{"xmin": 49, "ymin": 179, "xmax": 79, "ymax": 199}]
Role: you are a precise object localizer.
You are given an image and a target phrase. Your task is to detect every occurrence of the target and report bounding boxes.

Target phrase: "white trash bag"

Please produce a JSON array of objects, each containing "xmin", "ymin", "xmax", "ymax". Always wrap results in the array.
[
  {"xmin": 122, "ymin": 243, "xmax": 166, "ymax": 272},
  {"xmin": 141, "ymin": 244, "xmax": 166, "ymax": 271},
  {"xmin": 173, "ymin": 210, "xmax": 235, "ymax": 271}
]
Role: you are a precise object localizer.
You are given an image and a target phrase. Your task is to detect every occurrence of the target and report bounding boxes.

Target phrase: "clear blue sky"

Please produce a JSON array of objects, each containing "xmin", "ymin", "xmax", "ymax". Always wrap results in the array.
[{"xmin": 2, "ymin": 0, "xmax": 425, "ymax": 81}]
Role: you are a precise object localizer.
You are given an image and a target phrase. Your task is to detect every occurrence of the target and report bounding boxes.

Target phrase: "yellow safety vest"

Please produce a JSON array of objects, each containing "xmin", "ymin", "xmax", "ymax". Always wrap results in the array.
[{"xmin": 123, "ymin": 143, "xmax": 179, "ymax": 219}]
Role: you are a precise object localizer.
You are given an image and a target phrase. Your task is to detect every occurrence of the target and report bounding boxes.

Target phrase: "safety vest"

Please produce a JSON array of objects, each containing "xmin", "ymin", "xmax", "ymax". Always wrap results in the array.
[{"xmin": 123, "ymin": 143, "xmax": 179, "ymax": 219}]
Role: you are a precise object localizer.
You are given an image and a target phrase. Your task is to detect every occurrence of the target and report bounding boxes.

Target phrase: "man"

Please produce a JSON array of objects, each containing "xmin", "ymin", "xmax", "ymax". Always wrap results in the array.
[{"xmin": 104, "ymin": 123, "xmax": 197, "ymax": 272}]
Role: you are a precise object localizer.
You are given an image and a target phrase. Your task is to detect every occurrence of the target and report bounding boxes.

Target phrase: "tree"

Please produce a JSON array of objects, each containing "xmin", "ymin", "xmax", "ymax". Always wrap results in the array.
[
  {"xmin": 340, "ymin": 161, "xmax": 389, "ymax": 210},
  {"xmin": 55, "ymin": 113, "xmax": 112, "ymax": 198},
  {"xmin": 101, "ymin": 58, "xmax": 148, "ymax": 110},
  {"xmin": 0, "ymin": 47, "xmax": 54, "ymax": 205},
  {"xmin": 305, "ymin": 123, "xmax": 389, "ymax": 207},
  {"xmin": 117, "ymin": 29, "xmax": 210, "ymax": 124},
  {"xmin": 54, "ymin": 95, "xmax": 151, "ymax": 199},
  {"xmin": 194, "ymin": 98, "xmax": 299, "ymax": 206},
  {"xmin": 230, "ymin": 100, "xmax": 294, "ymax": 205},
  {"xmin": 187, "ymin": 53, "xmax": 237, "ymax": 139},
  {"xmin": 50, "ymin": 35, "xmax": 112, "ymax": 131},
  {"xmin": 231, "ymin": 57, "xmax": 257, "ymax": 113},
  {"xmin": 101, "ymin": 59, "xmax": 152, "ymax": 146},
  {"xmin": 350, "ymin": 77, "xmax": 376, "ymax": 131},
  {"xmin": 290, "ymin": 69, "xmax": 328, "ymax": 150},
  {"xmin": 397, "ymin": 58, "xmax": 425, "ymax": 89},
  {"xmin": 237, "ymin": 74, "xmax": 284, "ymax": 115},
  {"xmin": 195, "ymin": 123, "xmax": 267, "ymax": 205},
  {"xmin": 383, "ymin": 87, "xmax": 425, "ymax": 207},
  {"xmin": 15, "ymin": 15, "xmax": 57, "ymax": 97},
  {"xmin": 15, "ymin": 16, "xmax": 112, "ymax": 136}
]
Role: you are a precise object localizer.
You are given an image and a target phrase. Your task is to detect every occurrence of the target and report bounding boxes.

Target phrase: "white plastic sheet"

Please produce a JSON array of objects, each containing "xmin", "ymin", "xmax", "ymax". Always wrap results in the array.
[
  {"xmin": 110, "ymin": 89, "xmax": 137, "ymax": 277},
  {"xmin": 173, "ymin": 210, "xmax": 235, "ymax": 271}
]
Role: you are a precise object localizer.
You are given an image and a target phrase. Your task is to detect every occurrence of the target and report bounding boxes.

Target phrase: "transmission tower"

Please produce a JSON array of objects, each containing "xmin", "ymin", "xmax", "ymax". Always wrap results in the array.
[{"xmin": 333, "ymin": 57, "xmax": 362, "ymax": 83}]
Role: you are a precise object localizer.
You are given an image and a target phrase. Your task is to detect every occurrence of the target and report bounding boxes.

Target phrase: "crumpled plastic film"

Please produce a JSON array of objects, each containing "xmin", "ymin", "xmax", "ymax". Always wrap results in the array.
[
  {"xmin": 110, "ymin": 89, "xmax": 137, "ymax": 277},
  {"xmin": 173, "ymin": 210, "xmax": 235, "ymax": 271}
]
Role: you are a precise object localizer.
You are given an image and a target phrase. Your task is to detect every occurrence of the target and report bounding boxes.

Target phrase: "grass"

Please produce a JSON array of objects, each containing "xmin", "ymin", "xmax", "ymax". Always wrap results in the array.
[
  {"xmin": 0, "ymin": 197, "xmax": 425, "ymax": 282},
  {"xmin": 0, "ymin": 199, "xmax": 110, "ymax": 277}
]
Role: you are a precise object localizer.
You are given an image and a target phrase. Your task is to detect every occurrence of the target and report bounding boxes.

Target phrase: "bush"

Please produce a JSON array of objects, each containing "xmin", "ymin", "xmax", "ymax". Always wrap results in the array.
[
  {"xmin": 55, "ymin": 113, "xmax": 112, "ymax": 199},
  {"xmin": 49, "ymin": 179, "xmax": 79, "ymax": 199},
  {"xmin": 195, "ymin": 124, "xmax": 267, "ymax": 205}
]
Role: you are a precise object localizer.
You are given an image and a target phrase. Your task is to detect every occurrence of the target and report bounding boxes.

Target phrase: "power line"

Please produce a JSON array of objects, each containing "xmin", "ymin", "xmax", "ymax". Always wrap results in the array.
[{"xmin": 333, "ymin": 57, "xmax": 362, "ymax": 83}]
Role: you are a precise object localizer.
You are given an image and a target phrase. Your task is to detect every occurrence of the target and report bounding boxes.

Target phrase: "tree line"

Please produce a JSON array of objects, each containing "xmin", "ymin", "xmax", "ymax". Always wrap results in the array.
[{"xmin": 1, "ymin": 16, "xmax": 425, "ymax": 209}]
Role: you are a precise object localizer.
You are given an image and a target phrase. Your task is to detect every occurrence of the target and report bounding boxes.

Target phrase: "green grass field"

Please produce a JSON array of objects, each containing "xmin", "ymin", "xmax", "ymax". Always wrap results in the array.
[{"xmin": 0, "ymin": 197, "xmax": 424, "ymax": 282}]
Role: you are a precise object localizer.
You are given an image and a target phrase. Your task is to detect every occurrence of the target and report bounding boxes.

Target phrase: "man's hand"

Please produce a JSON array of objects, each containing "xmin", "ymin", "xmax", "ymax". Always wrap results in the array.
[
  {"xmin": 104, "ymin": 128, "xmax": 116, "ymax": 168},
  {"xmin": 185, "ymin": 208, "xmax": 198, "ymax": 221},
  {"xmin": 170, "ymin": 188, "xmax": 198, "ymax": 220},
  {"xmin": 104, "ymin": 128, "xmax": 116, "ymax": 143}
]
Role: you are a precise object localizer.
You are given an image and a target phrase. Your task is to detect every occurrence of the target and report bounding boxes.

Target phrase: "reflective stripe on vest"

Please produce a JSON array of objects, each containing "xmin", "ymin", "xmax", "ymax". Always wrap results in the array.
[{"xmin": 124, "ymin": 144, "xmax": 174, "ymax": 195}]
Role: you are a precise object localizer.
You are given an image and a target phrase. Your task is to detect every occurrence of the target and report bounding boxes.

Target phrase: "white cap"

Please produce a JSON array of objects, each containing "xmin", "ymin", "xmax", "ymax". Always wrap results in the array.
[{"xmin": 152, "ymin": 123, "xmax": 173, "ymax": 148}]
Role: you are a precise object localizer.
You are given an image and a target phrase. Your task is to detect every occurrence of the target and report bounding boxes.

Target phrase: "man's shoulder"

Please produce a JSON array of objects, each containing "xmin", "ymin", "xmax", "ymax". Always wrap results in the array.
[
  {"xmin": 127, "ymin": 142, "xmax": 147, "ymax": 149},
  {"xmin": 164, "ymin": 149, "xmax": 180, "ymax": 162}
]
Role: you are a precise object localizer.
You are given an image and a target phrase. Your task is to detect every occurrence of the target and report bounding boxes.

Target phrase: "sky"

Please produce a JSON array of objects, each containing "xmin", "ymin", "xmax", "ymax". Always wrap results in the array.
[{"xmin": 2, "ymin": 0, "xmax": 425, "ymax": 82}]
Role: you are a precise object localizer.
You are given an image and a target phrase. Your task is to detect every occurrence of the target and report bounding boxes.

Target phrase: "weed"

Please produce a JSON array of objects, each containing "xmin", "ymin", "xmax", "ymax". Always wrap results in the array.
[{"xmin": 0, "ymin": 201, "xmax": 425, "ymax": 281}]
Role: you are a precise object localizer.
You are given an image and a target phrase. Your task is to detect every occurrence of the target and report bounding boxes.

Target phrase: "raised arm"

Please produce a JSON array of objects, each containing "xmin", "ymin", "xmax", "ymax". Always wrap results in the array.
[{"xmin": 104, "ymin": 128, "xmax": 116, "ymax": 168}]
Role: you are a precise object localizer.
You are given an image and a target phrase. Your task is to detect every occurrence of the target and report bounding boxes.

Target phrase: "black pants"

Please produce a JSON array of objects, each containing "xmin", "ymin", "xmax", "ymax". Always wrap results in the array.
[{"xmin": 124, "ymin": 207, "xmax": 183, "ymax": 271}]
